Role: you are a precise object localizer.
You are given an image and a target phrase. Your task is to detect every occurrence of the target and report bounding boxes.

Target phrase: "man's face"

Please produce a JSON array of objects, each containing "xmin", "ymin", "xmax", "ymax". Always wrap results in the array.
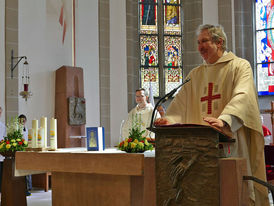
[
  {"xmin": 135, "ymin": 90, "xmax": 147, "ymax": 105},
  {"xmin": 197, "ymin": 29, "xmax": 222, "ymax": 64},
  {"xmin": 19, "ymin": 118, "xmax": 26, "ymax": 125}
]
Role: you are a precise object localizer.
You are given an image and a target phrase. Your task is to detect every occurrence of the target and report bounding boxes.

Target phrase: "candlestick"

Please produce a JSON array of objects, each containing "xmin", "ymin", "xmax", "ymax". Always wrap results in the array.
[{"xmin": 40, "ymin": 117, "xmax": 47, "ymax": 148}]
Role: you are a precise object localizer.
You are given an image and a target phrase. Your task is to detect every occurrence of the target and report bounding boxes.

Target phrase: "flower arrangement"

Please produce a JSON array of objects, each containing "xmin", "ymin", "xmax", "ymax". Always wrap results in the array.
[
  {"xmin": 118, "ymin": 114, "xmax": 154, "ymax": 153},
  {"xmin": 0, "ymin": 117, "xmax": 28, "ymax": 156}
]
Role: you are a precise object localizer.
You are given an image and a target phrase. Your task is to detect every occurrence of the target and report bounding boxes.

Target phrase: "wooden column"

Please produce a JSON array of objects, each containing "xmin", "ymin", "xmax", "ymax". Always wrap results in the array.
[
  {"xmin": 1, "ymin": 158, "xmax": 27, "ymax": 206},
  {"xmin": 55, "ymin": 66, "xmax": 85, "ymax": 148}
]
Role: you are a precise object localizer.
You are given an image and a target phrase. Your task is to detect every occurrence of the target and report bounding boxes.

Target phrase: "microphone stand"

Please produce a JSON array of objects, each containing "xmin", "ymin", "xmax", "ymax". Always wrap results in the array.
[{"xmin": 148, "ymin": 78, "xmax": 191, "ymax": 131}]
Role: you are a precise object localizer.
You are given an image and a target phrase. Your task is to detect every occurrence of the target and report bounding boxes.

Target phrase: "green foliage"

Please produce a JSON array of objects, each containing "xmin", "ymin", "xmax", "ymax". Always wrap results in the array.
[
  {"xmin": 118, "ymin": 114, "xmax": 154, "ymax": 153},
  {"xmin": 0, "ymin": 117, "xmax": 28, "ymax": 153}
]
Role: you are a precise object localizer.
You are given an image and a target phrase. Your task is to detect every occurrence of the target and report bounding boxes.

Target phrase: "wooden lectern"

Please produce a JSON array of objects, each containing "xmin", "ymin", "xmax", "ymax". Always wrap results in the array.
[{"xmin": 151, "ymin": 125, "xmax": 247, "ymax": 206}]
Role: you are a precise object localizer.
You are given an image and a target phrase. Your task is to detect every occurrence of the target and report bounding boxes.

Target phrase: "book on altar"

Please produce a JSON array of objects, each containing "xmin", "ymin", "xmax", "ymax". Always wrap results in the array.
[{"xmin": 86, "ymin": 127, "xmax": 105, "ymax": 151}]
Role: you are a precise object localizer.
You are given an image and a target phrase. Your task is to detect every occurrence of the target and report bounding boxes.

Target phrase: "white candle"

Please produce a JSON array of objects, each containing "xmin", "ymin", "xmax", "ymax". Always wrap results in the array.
[
  {"xmin": 40, "ymin": 117, "xmax": 47, "ymax": 148},
  {"xmin": 37, "ymin": 127, "xmax": 44, "ymax": 148},
  {"xmin": 50, "ymin": 118, "xmax": 57, "ymax": 150},
  {"xmin": 28, "ymin": 129, "xmax": 33, "ymax": 148},
  {"xmin": 32, "ymin": 119, "xmax": 38, "ymax": 148}
]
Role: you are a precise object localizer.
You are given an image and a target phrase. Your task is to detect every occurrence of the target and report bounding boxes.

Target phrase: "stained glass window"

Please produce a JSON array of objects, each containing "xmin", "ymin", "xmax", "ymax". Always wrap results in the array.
[
  {"xmin": 140, "ymin": 0, "xmax": 158, "ymax": 34},
  {"xmin": 140, "ymin": 35, "xmax": 158, "ymax": 66},
  {"xmin": 138, "ymin": 0, "xmax": 182, "ymax": 98},
  {"xmin": 255, "ymin": 0, "xmax": 274, "ymax": 95}
]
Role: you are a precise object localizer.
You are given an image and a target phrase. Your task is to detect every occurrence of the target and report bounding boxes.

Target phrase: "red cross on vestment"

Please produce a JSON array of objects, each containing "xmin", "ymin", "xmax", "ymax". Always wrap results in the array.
[{"xmin": 200, "ymin": 82, "xmax": 221, "ymax": 114}]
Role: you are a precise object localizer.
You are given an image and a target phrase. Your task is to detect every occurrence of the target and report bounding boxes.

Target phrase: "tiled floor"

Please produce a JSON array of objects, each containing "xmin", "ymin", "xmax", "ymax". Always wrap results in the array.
[
  {"xmin": 27, "ymin": 189, "xmax": 52, "ymax": 206},
  {"xmin": 25, "ymin": 189, "xmax": 273, "ymax": 206}
]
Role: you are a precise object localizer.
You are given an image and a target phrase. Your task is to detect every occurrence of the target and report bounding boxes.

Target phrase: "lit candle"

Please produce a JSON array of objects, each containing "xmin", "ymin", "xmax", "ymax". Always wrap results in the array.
[
  {"xmin": 32, "ymin": 119, "xmax": 38, "ymax": 148},
  {"xmin": 40, "ymin": 117, "xmax": 47, "ymax": 148},
  {"xmin": 50, "ymin": 118, "xmax": 57, "ymax": 150}
]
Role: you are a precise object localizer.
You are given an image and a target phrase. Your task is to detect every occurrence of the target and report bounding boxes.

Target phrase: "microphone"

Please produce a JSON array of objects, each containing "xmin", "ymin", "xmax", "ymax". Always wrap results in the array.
[{"xmin": 148, "ymin": 78, "xmax": 191, "ymax": 130}]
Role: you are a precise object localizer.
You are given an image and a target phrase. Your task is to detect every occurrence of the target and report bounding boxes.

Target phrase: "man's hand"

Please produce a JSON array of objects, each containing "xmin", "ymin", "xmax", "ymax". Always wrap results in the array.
[
  {"xmin": 154, "ymin": 118, "xmax": 170, "ymax": 126},
  {"xmin": 203, "ymin": 117, "xmax": 225, "ymax": 128}
]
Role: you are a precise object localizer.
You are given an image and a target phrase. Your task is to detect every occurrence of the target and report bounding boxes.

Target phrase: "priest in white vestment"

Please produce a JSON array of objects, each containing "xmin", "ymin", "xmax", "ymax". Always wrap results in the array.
[
  {"xmin": 0, "ymin": 107, "xmax": 6, "ymax": 140},
  {"xmin": 122, "ymin": 88, "xmax": 160, "ymax": 140},
  {"xmin": 155, "ymin": 24, "xmax": 269, "ymax": 206}
]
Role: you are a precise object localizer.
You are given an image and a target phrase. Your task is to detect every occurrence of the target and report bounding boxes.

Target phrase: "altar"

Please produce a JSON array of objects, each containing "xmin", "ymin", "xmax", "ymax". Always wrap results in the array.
[{"xmin": 15, "ymin": 148, "xmax": 156, "ymax": 206}]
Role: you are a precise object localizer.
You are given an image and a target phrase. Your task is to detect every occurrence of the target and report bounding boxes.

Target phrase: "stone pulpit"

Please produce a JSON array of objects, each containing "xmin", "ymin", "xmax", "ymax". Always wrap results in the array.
[
  {"xmin": 152, "ymin": 125, "xmax": 239, "ymax": 206},
  {"xmin": 55, "ymin": 66, "xmax": 86, "ymax": 148}
]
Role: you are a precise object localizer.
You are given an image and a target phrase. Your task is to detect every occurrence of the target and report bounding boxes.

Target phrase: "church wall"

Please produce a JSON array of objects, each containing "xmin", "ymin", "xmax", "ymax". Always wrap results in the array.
[
  {"xmin": 203, "ymin": 0, "xmax": 218, "ymax": 25},
  {"xmin": 5, "ymin": 0, "xmax": 19, "ymax": 122},
  {"xmin": 99, "ymin": 0, "xmax": 111, "ymax": 146},
  {"xmin": 126, "ymin": 0, "xmax": 139, "ymax": 111},
  {"xmin": 109, "ymin": 0, "xmax": 128, "ymax": 146},
  {"xmin": 17, "ymin": 0, "xmax": 100, "ymax": 135},
  {"xmin": 18, "ymin": 0, "xmax": 73, "ymax": 129},
  {"xmin": 0, "ymin": 1, "xmax": 5, "ymax": 123},
  {"xmin": 75, "ymin": 0, "xmax": 100, "ymax": 129},
  {"xmin": 182, "ymin": 0, "xmax": 203, "ymax": 77}
]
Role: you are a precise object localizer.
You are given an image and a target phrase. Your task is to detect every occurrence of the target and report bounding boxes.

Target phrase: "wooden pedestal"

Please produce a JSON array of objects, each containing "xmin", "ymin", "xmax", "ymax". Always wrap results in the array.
[
  {"xmin": 1, "ymin": 158, "xmax": 26, "ymax": 206},
  {"xmin": 55, "ymin": 66, "xmax": 86, "ymax": 148}
]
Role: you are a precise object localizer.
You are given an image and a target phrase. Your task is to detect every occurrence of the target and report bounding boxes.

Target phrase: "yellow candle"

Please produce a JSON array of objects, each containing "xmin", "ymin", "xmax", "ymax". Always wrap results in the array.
[
  {"xmin": 50, "ymin": 118, "xmax": 57, "ymax": 150},
  {"xmin": 32, "ymin": 119, "xmax": 38, "ymax": 148},
  {"xmin": 40, "ymin": 117, "xmax": 47, "ymax": 148}
]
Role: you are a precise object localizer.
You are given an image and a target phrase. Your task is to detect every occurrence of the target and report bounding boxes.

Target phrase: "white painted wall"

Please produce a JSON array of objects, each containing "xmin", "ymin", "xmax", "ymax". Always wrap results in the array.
[
  {"xmin": 18, "ymin": 0, "xmax": 100, "ymax": 134},
  {"xmin": 110, "ymin": 0, "xmax": 128, "ymax": 146},
  {"xmin": 75, "ymin": 0, "xmax": 100, "ymax": 129},
  {"xmin": 202, "ymin": 0, "xmax": 218, "ymax": 25},
  {"xmin": 0, "ymin": 1, "xmax": 5, "ymax": 123}
]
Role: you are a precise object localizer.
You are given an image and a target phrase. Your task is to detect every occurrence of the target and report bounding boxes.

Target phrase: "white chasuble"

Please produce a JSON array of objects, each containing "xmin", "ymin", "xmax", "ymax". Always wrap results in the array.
[
  {"xmin": 165, "ymin": 52, "xmax": 269, "ymax": 206},
  {"xmin": 122, "ymin": 103, "xmax": 160, "ymax": 140}
]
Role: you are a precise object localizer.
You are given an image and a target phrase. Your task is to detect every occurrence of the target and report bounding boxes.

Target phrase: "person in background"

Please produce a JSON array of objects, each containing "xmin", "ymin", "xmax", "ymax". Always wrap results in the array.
[
  {"xmin": 19, "ymin": 114, "xmax": 28, "ymax": 139},
  {"xmin": 155, "ymin": 24, "xmax": 269, "ymax": 205},
  {"xmin": 261, "ymin": 115, "xmax": 272, "ymax": 145},
  {"xmin": 0, "ymin": 107, "xmax": 5, "ymax": 194},
  {"xmin": 122, "ymin": 88, "xmax": 160, "ymax": 140},
  {"xmin": 18, "ymin": 114, "xmax": 32, "ymax": 196},
  {"xmin": 0, "ymin": 107, "xmax": 6, "ymax": 140}
]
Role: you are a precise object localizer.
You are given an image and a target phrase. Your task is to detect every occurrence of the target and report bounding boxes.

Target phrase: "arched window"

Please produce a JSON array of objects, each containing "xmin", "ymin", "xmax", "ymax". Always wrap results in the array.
[
  {"xmin": 255, "ymin": 0, "xmax": 274, "ymax": 95},
  {"xmin": 138, "ymin": 0, "xmax": 183, "ymax": 98}
]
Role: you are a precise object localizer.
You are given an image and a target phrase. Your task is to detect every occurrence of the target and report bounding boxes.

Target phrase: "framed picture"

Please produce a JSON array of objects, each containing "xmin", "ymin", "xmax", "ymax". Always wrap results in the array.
[{"xmin": 86, "ymin": 127, "xmax": 105, "ymax": 151}]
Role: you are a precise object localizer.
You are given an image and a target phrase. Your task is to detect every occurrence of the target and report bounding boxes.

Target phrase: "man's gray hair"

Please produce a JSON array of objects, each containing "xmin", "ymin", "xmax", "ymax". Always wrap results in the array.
[{"xmin": 197, "ymin": 24, "xmax": 227, "ymax": 51}]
